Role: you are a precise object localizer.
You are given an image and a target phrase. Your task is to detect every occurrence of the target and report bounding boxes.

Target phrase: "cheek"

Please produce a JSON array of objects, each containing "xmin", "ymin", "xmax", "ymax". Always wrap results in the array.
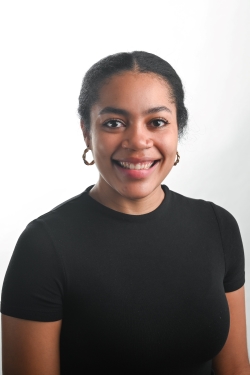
[
  {"xmin": 91, "ymin": 132, "xmax": 115, "ymax": 162},
  {"xmin": 159, "ymin": 135, "xmax": 178, "ymax": 155}
]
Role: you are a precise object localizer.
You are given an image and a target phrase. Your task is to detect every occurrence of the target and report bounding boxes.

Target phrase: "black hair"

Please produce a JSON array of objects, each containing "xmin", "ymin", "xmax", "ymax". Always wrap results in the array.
[{"xmin": 78, "ymin": 51, "xmax": 188, "ymax": 137}]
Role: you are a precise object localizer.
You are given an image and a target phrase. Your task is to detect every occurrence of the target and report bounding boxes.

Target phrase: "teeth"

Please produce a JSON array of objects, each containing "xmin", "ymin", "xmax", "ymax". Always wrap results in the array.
[{"xmin": 118, "ymin": 161, "xmax": 154, "ymax": 170}]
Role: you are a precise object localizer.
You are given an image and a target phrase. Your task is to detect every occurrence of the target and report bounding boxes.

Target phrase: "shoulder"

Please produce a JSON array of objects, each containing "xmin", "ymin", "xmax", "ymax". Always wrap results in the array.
[
  {"xmin": 25, "ymin": 187, "xmax": 94, "ymax": 230},
  {"xmin": 7, "ymin": 187, "xmax": 94, "ymax": 260},
  {"xmin": 39, "ymin": 188, "xmax": 91, "ymax": 221},
  {"xmin": 165, "ymin": 186, "xmax": 242, "ymax": 243},
  {"xmin": 166, "ymin": 187, "xmax": 245, "ymax": 290},
  {"xmin": 167, "ymin": 186, "xmax": 237, "ymax": 223}
]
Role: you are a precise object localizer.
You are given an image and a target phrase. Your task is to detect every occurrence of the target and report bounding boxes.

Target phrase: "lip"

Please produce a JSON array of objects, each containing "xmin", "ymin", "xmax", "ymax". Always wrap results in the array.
[
  {"xmin": 112, "ymin": 158, "xmax": 160, "ymax": 179},
  {"xmin": 113, "ymin": 157, "xmax": 159, "ymax": 163}
]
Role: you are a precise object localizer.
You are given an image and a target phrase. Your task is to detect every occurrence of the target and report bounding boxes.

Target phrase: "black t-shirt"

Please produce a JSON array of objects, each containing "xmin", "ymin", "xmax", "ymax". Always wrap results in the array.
[{"xmin": 1, "ymin": 185, "xmax": 245, "ymax": 374}]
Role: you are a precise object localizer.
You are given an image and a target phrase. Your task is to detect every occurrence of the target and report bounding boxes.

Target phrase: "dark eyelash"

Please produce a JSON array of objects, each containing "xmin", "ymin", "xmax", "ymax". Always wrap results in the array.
[
  {"xmin": 103, "ymin": 119, "xmax": 124, "ymax": 127},
  {"xmin": 151, "ymin": 118, "xmax": 169, "ymax": 125},
  {"xmin": 102, "ymin": 117, "xmax": 169, "ymax": 127}
]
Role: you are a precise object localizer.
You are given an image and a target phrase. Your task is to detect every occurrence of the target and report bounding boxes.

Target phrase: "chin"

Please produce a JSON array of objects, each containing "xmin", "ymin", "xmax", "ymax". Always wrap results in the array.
[{"xmin": 118, "ymin": 182, "xmax": 160, "ymax": 200}]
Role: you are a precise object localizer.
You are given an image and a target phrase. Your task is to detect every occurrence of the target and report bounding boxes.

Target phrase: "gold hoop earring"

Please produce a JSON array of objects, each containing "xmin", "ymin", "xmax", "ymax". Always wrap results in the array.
[
  {"xmin": 174, "ymin": 151, "xmax": 180, "ymax": 166},
  {"xmin": 82, "ymin": 147, "xmax": 95, "ymax": 165}
]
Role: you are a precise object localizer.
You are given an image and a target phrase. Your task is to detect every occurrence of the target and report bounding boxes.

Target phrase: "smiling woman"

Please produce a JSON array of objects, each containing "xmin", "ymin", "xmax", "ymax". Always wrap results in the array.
[
  {"xmin": 1, "ymin": 52, "xmax": 249, "ymax": 375},
  {"xmin": 84, "ymin": 71, "xmax": 179, "ymax": 211}
]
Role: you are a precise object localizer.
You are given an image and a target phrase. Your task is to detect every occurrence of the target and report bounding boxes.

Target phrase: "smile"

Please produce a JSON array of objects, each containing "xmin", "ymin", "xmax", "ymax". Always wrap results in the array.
[
  {"xmin": 117, "ymin": 161, "xmax": 155, "ymax": 170},
  {"xmin": 113, "ymin": 160, "xmax": 160, "ymax": 170}
]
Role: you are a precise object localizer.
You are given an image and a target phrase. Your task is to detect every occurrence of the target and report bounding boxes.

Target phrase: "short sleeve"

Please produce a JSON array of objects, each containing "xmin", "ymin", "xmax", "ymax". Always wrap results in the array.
[
  {"xmin": 210, "ymin": 203, "xmax": 245, "ymax": 293},
  {"xmin": 1, "ymin": 219, "xmax": 65, "ymax": 321}
]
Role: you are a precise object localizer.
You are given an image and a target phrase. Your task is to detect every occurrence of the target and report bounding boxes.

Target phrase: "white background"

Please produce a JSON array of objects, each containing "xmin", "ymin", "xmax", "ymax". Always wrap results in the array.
[{"xmin": 1, "ymin": 0, "xmax": 250, "ymax": 369}]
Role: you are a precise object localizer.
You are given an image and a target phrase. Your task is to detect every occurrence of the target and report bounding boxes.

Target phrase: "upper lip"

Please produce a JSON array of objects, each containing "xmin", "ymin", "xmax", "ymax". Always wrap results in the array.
[{"xmin": 113, "ymin": 157, "xmax": 160, "ymax": 163}]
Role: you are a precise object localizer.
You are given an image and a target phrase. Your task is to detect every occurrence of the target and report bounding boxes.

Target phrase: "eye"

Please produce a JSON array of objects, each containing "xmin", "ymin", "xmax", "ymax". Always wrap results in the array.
[
  {"xmin": 103, "ymin": 119, "xmax": 125, "ymax": 128},
  {"xmin": 151, "ymin": 118, "xmax": 169, "ymax": 127}
]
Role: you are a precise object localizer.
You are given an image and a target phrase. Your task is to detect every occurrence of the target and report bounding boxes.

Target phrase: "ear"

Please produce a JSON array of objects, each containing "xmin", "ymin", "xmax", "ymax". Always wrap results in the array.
[{"xmin": 80, "ymin": 120, "xmax": 92, "ymax": 149}]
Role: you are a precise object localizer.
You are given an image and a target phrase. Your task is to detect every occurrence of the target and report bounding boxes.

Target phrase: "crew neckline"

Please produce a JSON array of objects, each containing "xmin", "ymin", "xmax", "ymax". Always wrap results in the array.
[{"xmin": 83, "ymin": 184, "xmax": 171, "ymax": 222}]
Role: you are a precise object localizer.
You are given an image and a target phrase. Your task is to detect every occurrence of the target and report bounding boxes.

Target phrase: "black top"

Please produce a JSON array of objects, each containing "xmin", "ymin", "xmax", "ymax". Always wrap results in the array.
[{"xmin": 1, "ymin": 185, "xmax": 245, "ymax": 374}]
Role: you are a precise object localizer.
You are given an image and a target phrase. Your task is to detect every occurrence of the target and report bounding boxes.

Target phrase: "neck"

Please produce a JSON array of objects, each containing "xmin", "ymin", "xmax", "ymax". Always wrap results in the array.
[{"xmin": 88, "ymin": 179, "xmax": 165, "ymax": 215}]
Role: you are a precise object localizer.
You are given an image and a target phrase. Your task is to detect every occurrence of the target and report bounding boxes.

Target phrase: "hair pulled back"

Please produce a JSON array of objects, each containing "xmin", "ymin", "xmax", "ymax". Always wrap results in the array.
[{"xmin": 78, "ymin": 51, "xmax": 188, "ymax": 137}]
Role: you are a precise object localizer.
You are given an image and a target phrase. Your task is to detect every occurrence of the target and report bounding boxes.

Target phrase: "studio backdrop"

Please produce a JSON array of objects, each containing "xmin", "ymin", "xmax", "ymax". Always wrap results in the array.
[{"xmin": 0, "ymin": 0, "xmax": 250, "ymax": 369}]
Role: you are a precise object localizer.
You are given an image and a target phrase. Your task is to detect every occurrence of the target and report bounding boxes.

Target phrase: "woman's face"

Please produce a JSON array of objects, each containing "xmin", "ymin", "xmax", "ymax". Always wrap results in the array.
[{"xmin": 83, "ymin": 71, "xmax": 178, "ymax": 201}]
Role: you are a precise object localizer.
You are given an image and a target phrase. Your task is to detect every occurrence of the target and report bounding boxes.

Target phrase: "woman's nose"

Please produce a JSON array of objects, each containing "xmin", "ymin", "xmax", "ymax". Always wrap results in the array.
[{"xmin": 122, "ymin": 123, "xmax": 153, "ymax": 150}]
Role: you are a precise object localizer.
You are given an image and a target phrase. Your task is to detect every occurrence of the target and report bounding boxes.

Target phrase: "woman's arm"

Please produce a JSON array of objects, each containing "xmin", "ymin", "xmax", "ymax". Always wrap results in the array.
[
  {"xmin": 212, "ymin": 286, "xmax": 250, "ymax": 375},
  {"xmin": 2, "ymin": 314, "xmax": 62, "ymax": 375}
]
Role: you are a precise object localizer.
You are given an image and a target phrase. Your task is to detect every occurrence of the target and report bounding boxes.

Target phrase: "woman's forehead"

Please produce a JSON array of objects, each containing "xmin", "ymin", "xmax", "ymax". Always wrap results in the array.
[
  {"xmin": 90, "ymin": 75, "xmax": 176, "ymax": 123},
  {"xmin": 100, "ymin": 71, "xmax": 171, "ymax": 91},
  {"xmin": 95, "ymin": 71, "xmax": 174, "ymax": 108}
]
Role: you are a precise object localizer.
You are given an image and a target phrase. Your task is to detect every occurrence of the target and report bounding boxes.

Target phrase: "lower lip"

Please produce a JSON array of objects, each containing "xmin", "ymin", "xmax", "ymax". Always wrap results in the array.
[{"xmin": 113, "ymin": 161, "xmax": 159, "ymax": 179}]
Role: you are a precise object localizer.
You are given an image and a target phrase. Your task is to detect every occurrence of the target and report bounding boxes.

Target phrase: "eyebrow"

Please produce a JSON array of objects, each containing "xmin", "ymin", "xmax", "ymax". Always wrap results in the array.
[{"xmin": 98, "ymin": 105, "xmax": 172, "ymax": 116}]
